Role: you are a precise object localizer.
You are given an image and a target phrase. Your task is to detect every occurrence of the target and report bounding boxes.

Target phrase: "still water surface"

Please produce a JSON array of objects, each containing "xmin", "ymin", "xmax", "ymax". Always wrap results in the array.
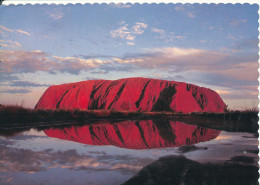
[{"xmin": 0, "ymin": 120, "xmax": 258, "ymax": 185}]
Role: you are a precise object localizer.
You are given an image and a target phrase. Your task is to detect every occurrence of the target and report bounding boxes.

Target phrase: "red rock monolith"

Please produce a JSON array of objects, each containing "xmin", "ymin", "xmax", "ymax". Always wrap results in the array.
[{"xmin": 35, "ymin": 77, "xmax": 226, "ymax": 113}]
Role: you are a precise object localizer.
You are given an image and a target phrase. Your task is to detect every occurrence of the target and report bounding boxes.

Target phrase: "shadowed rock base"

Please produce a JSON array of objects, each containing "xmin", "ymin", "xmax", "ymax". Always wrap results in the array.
[{"xmin": 122, "ymin": 155, "xmax": 259, "ymax": 185}]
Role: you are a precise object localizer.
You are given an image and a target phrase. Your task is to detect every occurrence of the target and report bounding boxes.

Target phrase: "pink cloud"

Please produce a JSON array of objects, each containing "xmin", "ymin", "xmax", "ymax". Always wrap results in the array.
[
  {"xmin": 0, "ymin": 25, "xmax": 31, "ymax": 37},
  {"xmin": 0, "ymin": 40, "xmax": 22, "ymax": 48}
]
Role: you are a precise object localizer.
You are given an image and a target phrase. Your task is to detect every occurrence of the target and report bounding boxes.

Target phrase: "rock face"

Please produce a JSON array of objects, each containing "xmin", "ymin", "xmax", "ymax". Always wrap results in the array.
[
  {"xmin": 122, "ymin": 155, "xmax": 258, "ymax": 185},
  {"xmin": 35, "ymin": 77, "xmax": 226, "ymax": 113},
  {"xmin": 44, "ymin": 120, "xmax": 220, "ymax": 149}
]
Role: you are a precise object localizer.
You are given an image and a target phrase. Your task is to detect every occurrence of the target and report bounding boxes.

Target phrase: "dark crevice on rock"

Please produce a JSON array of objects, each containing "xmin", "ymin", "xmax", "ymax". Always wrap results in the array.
[
  {"xmin": 89, "ymin": 81, "xmax": 106, "ymax": 100},
  {"xmin": 186, "ymin": 84, "xmax": 191, "ymax": 91},
  {"xmin": 108, "ymin": 83, "xmax": 126, "ymax": 109},
  {"xmin": 135, "ymin": 80, "xmax": 151, "ymax": 108},
  {"xmin": 56, "ymin": 89, "xmax": 71, "ymax": 108},
  {"xmin": 151, "ymin": 85, "xmax": 176, "ymax": 111},
  {"xmin": 192, "ymin": 88, "xmax": 205, "ymax": 110}
]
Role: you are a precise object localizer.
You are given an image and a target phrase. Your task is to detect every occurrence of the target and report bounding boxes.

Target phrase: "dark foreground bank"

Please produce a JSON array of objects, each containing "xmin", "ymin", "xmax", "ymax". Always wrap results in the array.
[{"xmin": 122, "ymin": 155, "xmax": 259, "ymax": 185}]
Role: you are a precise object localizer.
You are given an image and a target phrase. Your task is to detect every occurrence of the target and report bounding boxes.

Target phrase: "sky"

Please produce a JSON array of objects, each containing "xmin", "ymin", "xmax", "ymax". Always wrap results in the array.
[{"xmin": 0, "ymin": 4, "xmax": 259, "ymax": 109}]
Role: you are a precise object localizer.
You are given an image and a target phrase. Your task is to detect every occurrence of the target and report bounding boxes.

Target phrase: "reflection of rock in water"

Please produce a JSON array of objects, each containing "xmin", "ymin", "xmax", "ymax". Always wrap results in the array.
[
  {"xmin": 44, "ymin": 120, "xmax": 220, "ymax": 149},
  {"xmin": 177, "ymin": 145, "xmax": 208, "ymax": 153},
  {"xmin": 122, "ymin": 155, "xmax": 259, "ymax": 185}
]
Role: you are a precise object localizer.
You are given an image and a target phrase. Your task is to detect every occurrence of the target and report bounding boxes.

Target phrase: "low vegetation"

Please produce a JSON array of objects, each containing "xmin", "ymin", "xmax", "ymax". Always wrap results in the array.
[
  {"xmin": 0, "ymin": 105, "xmax": 157, "ymax": 125},
  {"xmin": 0, "ymin": 104, "xmax": 258, "ymax": 133}
]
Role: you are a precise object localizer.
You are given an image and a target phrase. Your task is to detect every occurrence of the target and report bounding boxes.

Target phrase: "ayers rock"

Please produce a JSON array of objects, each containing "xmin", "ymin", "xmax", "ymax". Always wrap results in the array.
[{"xmin": 35, "ymin": 77, "xmax": 227, "ymax": 113}]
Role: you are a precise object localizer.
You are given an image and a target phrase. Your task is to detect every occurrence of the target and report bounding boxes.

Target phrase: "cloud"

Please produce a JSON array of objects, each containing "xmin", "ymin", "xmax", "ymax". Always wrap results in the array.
[
  {"xmin": 200, "ymin": 40, "xmax": 207, "ymax": 43},
  {"xmin": 111, "ymin": 22, "xmax": 148, "ymax": 44},
  {"xmin": 172, "ymin": 35, "xmax": 185, "ymax": 40},
  {"xmin": 215, "ymin": 90, "xmax": 231, "ymax": 95},
  {"xmin": 52, "ymin": 55, "xmax": 110, "ymax": 70},
  {"xmin": 132, "ymin": 22, "xmax": 147, "ymax": 34},
  {"xmin": 16, "ymin": 29, "xmax": 31, "ymax": 36},
  {"xmin": 151, "ymin": 28, "xmax": 165, "ymax": 39},
  {"xmin": 218, "ymin": 90, "xmax": 258, "ymax": 100},
  {"xmin": 127, "ymin": 42, "xmax": 135, "ymax": 46},
  {"xmin": 0, "ymin": 89, "xmax": 31, "ymax": 94},
  {"xmin": 174, "ymin": 5, "xmax": 185, "ymax": 11},
  {"xmin": 125, "ymin": 35, "xmax": 135, "ymax": 41},
  {"xmin": 234, "ymin": 38, "xmax": 258, "ymax": 50},
  {"xmin": 10, "ymin": 81, "xmax": 49, "ymax": 87},
  {"xmin": 215, "ymin": 62, "xmax": 258, "ymax": 82},
  {"xmin": 151, "ymin": 28, "xmax": 165, "ymax": 35},
  {"xmin": 112, "ymin": 57, "xmax": 143, "ymax": 64},
  {"xmin": 116, "ymin": 47, "xmax": 258, "ymax": 97},
  {"xmin": 0, "ymin": 25, "xmax": 31, "ymax": 37},
  {"xmin": 1, "ymin": 48, "xmax": 256, "ymax": 82},
  {"xmin": 45, "ymin": 8, "xmax": 64, "ymax": 20},
  {"xmin": 48, "ymin": 12, "xmax": 63, "ymax": 20},
  {"xmin": 44, "ymin": 35, "xmax": 56, "ymax": 39},
  {"xmin": 230, "ymin": 19, "xmax": 247, "ymax": 26},
  {"xmin": 111, "ymin": 25, "xmax": 134, "ymax": 40},
  {"xmin": 174, "ymin": 6, "xmax": 195, "ymax": 18},
  {"xmin": 146, "ymin": 47, "xmax": 203, "ymax": 56},
  {"xmin": 0, "ymin": 74, "xmax": 18, "ymax": 82},
  {"xmin": 0, "ymin": 50, "xmax": 113, "ymax": 75},
  {"xmin": 226, "ymin": 34, "xmax": 237, "ymax": 40},
  {"xmin": 151, "ymin": 28, "xmax": 184, "ymax": 42},
  {"xmin": 198, "ymin": 71, "xmax": 258, "ymax": 89},
  {"xmin": 117, "ymin": 47, "xmax": 225, "ymax": 72},
  {"xmin": 74, "ymin": 47, "xmax": 257, "ymax": 89},
  {"xmin": 75, "ymin": 54, "xmax": 114, "ymax": 59},
  {"xmin": 0, "ymin": 50, "xmax": 50, "ymax": 73},
  {"xmin": 110, "ymin": 3, "xmax": 132, "ymax": 8},
  {"xmin": 214, "ymin": 87, "xmax": 258, "ymax": 100},
  {"xmin": 187, "ymin": 12, "xmax": 195, "ymax": 18},
  {"xmin": 0, "ymin": 142, "xmax": 148, "ymax": 179},
  {"xmin": 1, "ymin": 46, "xmax": 257, "ymax": 100},
  {"xmin": 0, "ymin": 25, "xmax": 13, "ymax": 32},
  {"xmin": 0, "ymin": 40, "xmax": 22, "ymax": 48}
]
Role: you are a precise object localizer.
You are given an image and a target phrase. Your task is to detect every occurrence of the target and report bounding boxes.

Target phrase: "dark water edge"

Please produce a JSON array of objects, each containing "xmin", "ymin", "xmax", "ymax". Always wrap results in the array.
[
  {"xmin": 122, "ymin": 155, "xmax": 259, "ymax": 185},
  {"xmin": 0, "ymin": 106, "xmax": 258, "ymax": 133},
  {"xmin": 0, "ymin": 113, "xmax": 258, "ymax": 138}
]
